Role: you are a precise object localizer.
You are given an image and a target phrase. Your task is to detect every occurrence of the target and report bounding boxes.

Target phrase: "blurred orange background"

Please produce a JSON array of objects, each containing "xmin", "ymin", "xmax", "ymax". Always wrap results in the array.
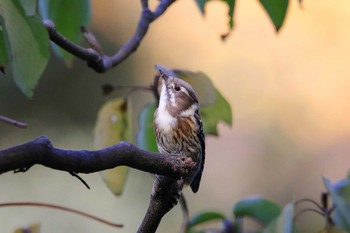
[{"xmin": 1, "ymin": 0, "xmax": 350, "ymax": 232}]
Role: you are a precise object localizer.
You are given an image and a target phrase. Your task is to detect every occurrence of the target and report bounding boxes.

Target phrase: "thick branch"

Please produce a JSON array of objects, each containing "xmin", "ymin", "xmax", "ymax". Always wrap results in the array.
[
  {"xmin": 138, "ymin": 177, "xmax": 182, "ymax": 233},
  {"xmin": 0, "ymin": 136, "xmax": 195, "ymax": 178},
  {"xmin": 43, "ymin": 0, "xmax": 176, "ymax": 73}
]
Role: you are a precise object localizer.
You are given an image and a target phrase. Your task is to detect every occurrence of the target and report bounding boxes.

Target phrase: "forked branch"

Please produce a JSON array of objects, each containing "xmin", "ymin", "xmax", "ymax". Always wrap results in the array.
[{"xmin": 43, "ymin": 0, "xmax": 176, "ymax": 73}]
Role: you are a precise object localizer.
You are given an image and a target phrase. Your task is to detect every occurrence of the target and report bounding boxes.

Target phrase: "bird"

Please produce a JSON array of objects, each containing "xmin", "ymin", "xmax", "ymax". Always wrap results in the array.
[{"xmin": 153, "ymin": 65, "xmax": 205, "ymax": 194}]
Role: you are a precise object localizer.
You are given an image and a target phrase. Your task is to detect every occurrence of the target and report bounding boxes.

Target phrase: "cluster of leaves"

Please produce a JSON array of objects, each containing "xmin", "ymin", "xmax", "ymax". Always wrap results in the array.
[
  {"xmin": 94, "ymin": 68, "xmax": 233, "ymax": 195},
  {"xmin": 196, "ymin": 0, "xmax": 290, "ymax": 37},
  {"xmin": 185, "ymin": 176, "xmax": 350, "ymax": 233},
  {"xmin": 0, "ymin": 0, "xmax": 90, "ymax": 98}
]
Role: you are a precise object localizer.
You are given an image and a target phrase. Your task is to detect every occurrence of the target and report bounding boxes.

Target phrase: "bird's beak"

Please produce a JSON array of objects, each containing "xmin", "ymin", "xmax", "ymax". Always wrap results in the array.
[{"xmin": 154, "ymin": 64, "xmax": 170, "ymax": 84}]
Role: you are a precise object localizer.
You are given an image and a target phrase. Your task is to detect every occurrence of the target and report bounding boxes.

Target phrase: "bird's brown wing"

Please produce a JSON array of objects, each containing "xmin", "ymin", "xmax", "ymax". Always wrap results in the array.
[{"xmin": 190, "ymin": 112, "xmax": 205, "ymax": 193}]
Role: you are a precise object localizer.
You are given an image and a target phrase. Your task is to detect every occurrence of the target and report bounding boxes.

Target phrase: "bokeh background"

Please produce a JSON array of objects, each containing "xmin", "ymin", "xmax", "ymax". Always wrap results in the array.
[{"xmin": 1, "ymin": 0, "xmax": 350, "ymax": 232}]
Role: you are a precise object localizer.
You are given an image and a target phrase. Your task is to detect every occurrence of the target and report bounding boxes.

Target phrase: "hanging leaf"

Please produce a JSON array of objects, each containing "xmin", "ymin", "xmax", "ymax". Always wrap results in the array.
[
  {"xmin": 136, "ymin": 102, "xmax": 158, "ymax": 152},
  {"xmin": 94, "ymin": 98, "xmax": 130, "ymax": 196},
  {"xmin": 200, "ymin": 89, "xmax": 232, "ymax": 136},
  {"xmin": 259, "ymin": 0, "xmax": 289, "ymax": 32},
  {"xmin": 0, "ymin": 0, "xmax": 50, "ymax": 98},
  {"xmin": 19, "ymin": 0, "xmax": 37, "ymax": 16},
  {"xmin": 262, "ymin": 202, "xmax": 298, "ymax": 233},
  {"xmin": 195, "ymin": 0, "xmax": 236, "ymax": 29},
  {"xmin": 0, "ymin": 26, "xmax": 7, "ymax": 65},
  {"xmin": 38, "ymin": 0, "xmax": 91, "ymax": 62},
  {"xmin": 233, "ymin": 196, "xmax": 282, "ymax": 226},
  {"xmin": 173, "ymin": 69, "xmax": 217, "ymax": 107},
  {"xmin": 323, "ymin": 177, "xmax": 350, "ymax": 232}
]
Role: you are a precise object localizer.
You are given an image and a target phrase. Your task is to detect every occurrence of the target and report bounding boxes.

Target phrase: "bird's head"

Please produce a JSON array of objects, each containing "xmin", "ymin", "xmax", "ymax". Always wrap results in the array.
[{"xmin": 155, "ymin": 65, "xmax": 199, "ymax": 117}]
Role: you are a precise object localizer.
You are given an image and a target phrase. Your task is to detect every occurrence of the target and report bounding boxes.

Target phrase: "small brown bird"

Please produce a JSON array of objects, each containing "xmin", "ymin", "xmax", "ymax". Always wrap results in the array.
[{"xmin": 153, "ymin": 65, "xmax": 205, "ymax": 194}]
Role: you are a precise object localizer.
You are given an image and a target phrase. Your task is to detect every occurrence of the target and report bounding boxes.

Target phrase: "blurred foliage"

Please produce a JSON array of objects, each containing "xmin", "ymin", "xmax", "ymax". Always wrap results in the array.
[
  {"xmin": 195, "ymin": 0, "xmax": 236, "ymax": 29},
  {"xmin": 323, "ymin": 177, "xmax": 350, "ymax": 232},
  {"xmin": 0, "ymin": 0, "xmax": 49, "ymax": 98},
  {"xmin": 136, "ymin": 103, "xmax": 158, "ymax": 153},
  {"xmin": 186, "ymin": 176, "xmax": 350, "ymax": 233},
  {"xmin": 38, "ymin": 0, "xmax": 91, "ymax": 62},
  {"xmin": 233, "ymin": 196, "xmax": 282, "ymax": 225},
  {"xmin": 195, "ymin": 0, "xmax": 289, "ymax": 33},
  {"xmin": 13, "ymin": 223, "xmax": 40, "ymax": 233},
  {"xmin": 259, "ymin": 0, "xmax": 288, "ymax": 31},
  {"xmin": 93, "ymin": 98, "xmax": 130, "ymax": 196}
]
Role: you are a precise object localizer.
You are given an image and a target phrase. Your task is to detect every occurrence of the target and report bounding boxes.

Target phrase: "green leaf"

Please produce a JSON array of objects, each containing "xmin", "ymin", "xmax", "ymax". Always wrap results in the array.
[
  {"xmin": 195, "ymin": 0, "xmax": 236, "ymax": 29},
  {"xmin": 200, "ymin": 89, "xmax": 232, "ymax": 136},
  {"xmin": 188, "ymin": 211, "xmax": 226, "ymax": 228},
  {"xmin": 38, "ymin": 0, "xmax": 91, "ymax": 62},
  {"xmin": 173, "ymin": 69, "xmax": 217, "ymax": 106},
  {"xmin": 136, "ymin": 102, "xmax": 158, "ymax": 153},
  {"xmin": 259, "ymin": 0, "xmax": 289, "ymax": 32},
  {"xmin": 0, "ymin": 27, "xmax": 7, "ymax": 64},
  {"xmin": 19, "ymin": 0, "xmax": 37, "ymax": 16},
  {"xmin": 0, "ymin": 0, "xmax": 50, "ymax": 98},
  {"xmin": 233, "ymin": 196, "xmax": 282, "ymax": 226},
  {"xmin": 323, "ymin": 177, "xmax": 350, "ymax": 232},
  {"xmin": 263, "ymin": 202, "xmax": 295, "ymax": 233},
  {"xmin": 94, "ymin": 98, "xmax": 130, "ymax": 196}
]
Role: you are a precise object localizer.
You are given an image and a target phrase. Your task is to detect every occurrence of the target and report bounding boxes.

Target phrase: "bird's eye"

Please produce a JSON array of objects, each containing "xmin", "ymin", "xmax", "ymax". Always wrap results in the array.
[{"xmin": 174, "ymin": 85, "xmax": 181, "ymax": 91}]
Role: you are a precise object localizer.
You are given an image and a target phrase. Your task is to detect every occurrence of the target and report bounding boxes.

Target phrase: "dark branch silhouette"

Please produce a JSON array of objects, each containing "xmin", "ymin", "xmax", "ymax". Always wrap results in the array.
[
  {"xmin": 43, "ymin": 0, "xmax": 176, "ymax": 73},
  {"xmin": 0, "ymin": 136, "xmax": 195, "ymax": 177}
]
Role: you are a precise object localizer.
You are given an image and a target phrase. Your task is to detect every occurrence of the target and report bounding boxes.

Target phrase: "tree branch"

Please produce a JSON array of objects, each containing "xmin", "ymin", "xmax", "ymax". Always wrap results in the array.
[
  {"xmin": 43, "ymin": 0, "xmax": 176, "ymax": 73},
  {"xmin": 0, "ymin": 115, "xmax": 27, "ymax": 128},
  {"xmin": 137, "ymin": 177, "xmax": 183, "ymax": 233},
  {"xmin": 0, "ymin": 136, "xmax": 195, "ymax": 178},
  {"xmin": 0, "ymin": 136, "xmax": 198, "ymax": 233}
]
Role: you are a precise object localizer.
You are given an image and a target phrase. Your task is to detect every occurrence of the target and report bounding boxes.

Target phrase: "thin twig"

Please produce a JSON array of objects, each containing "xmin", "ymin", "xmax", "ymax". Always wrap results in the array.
[
  {"xmin": 295, "ymin": 198, "xmax": 323, "ymax": 210},
  {"xmin": 179, "ymin": 194, "xmax": 189, "ymax": 233},
  {"xmin": 69, "ymin": 172, "xmax": 90, "ymax": 189},
  {"xmin": 0, "ymin": 202, "xmax": 123, "ymax": 228},
  {"xmin": 0, "ymin": 115, "xmax": 27, "ymax": 128},
  {"xmin": 294, "ymin": 208, "xmax": 325, "ymax": 221}
]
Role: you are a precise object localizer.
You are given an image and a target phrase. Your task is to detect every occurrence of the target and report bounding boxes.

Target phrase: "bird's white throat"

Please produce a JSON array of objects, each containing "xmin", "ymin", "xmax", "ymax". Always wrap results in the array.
[{"xmin": 156, "ymin": 85, "xmax": 177, "ymax": 131}]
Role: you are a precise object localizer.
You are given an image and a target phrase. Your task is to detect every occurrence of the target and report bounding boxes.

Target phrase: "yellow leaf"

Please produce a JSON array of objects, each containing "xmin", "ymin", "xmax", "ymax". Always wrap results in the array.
[
  {"xmin": 14, "ymin": 223, "xmax": 40, "ymax": 233},
  {"xmin": 94, "ymin": 98, "xmax": 130, "ymax": 196}
]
